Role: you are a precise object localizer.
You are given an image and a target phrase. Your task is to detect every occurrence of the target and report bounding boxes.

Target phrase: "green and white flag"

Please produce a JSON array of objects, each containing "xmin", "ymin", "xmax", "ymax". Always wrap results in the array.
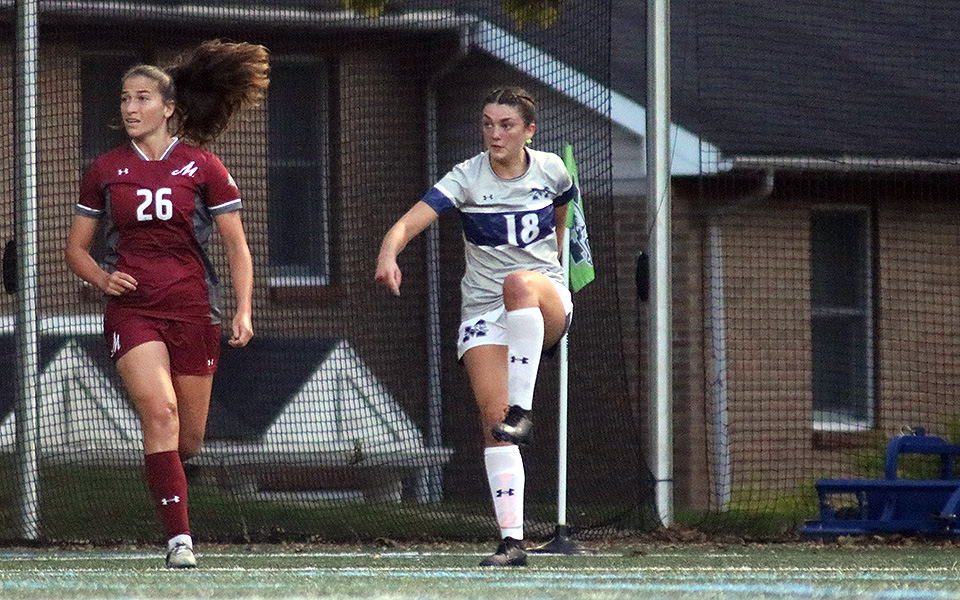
[{"xmin": 562, "ymin": 144, "xmax": 595, "ymax": 292}]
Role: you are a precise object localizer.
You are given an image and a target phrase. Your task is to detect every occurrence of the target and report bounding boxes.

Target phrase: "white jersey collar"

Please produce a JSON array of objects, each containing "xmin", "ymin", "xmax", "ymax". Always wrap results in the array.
[{"xmin": 131, "ymin": 137, "xmax": 180, "ymax": 161}]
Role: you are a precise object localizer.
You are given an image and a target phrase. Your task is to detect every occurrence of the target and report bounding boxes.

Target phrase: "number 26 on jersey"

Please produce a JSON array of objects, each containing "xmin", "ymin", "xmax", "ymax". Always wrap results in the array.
[{"xmin": 137, "ymin": 187, "xmax": 174, "ymax": 221}]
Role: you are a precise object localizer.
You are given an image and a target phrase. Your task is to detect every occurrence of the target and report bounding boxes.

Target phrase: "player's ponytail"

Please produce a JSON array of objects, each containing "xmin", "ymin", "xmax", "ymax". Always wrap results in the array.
[{"xmin": 166, "ymin": 39, "xmax": 270, "ymax": 146}]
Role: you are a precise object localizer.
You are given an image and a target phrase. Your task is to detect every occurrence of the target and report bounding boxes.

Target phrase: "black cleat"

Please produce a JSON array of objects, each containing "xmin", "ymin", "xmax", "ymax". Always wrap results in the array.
[
  {"xmin": 492, "ymin": 405, "xmax": 532, "ymax": 446},
  {"xmin": 479, "ymin": 537, "xmax": 527, "ymax": 567}
]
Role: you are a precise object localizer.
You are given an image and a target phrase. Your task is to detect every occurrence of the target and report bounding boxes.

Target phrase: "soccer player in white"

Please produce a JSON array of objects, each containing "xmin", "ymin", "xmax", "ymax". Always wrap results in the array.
[{"xmin": 375, "ymin": 87, "xmax": 576, "ymax": 567}]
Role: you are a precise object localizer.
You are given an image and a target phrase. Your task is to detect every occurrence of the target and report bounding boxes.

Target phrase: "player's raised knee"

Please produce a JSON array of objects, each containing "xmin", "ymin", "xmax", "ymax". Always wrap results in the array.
[{"xmin": 502, "ymin": 271, "xmax": 539, "ymax": 306}]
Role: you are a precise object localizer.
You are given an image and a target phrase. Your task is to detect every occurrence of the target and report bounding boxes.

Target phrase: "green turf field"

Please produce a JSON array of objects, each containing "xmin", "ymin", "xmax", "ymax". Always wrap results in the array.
[{"xmin": 3, "ymin": 543, "xmax": 960, "ymax": 599}]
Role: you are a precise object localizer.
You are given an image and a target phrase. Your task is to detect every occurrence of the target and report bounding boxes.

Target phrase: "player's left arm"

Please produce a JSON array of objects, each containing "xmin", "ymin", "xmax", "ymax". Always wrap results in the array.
[
  {"xmin": 550, "ymin": 154, "xmax": 575, "ymax": 261},
  {"xmin": 554, "ymin": 202, "xmax": 568, "ymax": 261},
  {"xmin": 215, "ymin": 210, "xmax": 254, "ymax": 348}
]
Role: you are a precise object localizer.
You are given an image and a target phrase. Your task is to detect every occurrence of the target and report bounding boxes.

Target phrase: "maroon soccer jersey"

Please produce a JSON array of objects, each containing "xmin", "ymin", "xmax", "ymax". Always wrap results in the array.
[{"xmin": 77, "ymin": 139, "xmax": 241, "ymax": 324}]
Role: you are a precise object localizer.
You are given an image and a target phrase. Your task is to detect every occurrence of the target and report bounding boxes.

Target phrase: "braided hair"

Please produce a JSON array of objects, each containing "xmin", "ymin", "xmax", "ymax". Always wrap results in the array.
[{"xmin": 482, "ymin": 86, "xmax": 537, "ymax": 127}]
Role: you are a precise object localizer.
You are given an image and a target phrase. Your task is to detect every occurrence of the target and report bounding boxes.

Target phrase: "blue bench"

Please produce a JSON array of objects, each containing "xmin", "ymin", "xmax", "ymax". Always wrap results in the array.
[{"xmin": 800, "ymin": 430, "xmax": 960, "ymax": 538}]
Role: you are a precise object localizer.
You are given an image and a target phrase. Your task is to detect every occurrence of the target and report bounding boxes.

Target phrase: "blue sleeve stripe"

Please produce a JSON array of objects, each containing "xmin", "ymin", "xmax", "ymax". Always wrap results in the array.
[
  {"xmin": 422, "ymin": 187, "xmax": 454, "ymax": 214},
  {"xmin": 554, "ymin": 181, "xmax": 578, "ymax": 207}
]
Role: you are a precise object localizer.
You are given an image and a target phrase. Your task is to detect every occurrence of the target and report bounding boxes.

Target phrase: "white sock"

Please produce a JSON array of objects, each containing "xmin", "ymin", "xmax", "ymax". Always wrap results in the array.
[
  {"xmin": 167, "ymin": 534, "xmax": 193, "ymax": 552},
  {"xmin": 507, "ymin": 307, "xmax": 544, "ymax": 411},
  {"xmin": 484, "ymin": 446, "xmax": 524, "ymax": 540}
]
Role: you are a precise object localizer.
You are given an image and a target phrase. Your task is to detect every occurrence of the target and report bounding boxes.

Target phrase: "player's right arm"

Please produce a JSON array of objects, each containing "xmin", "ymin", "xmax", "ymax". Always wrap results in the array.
[
  {"xmin": 375, "ymin": 200, "xmax": 439, "ymax": 296},
  {"xmin": 64, "ymin": 214, "xmax": 137, "ymax": 296}
]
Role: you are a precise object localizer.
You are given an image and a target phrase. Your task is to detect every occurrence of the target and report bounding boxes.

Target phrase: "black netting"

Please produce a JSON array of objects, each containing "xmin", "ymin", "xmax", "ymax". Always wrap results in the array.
[
  {"xmin": 1, "ymin": 0, "xmax": 653, "ymax": 545},
  {"xmin": 657, "ymin": 1, "xmax": 960, "ymax": 536}
]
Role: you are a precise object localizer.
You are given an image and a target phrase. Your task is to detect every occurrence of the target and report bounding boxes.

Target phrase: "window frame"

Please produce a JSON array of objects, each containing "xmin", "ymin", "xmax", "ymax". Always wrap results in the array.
[
  {"xmin": 266, "ymin": 54, "xmax": 332, "ymax": 288},
  {"xmin": 810, "ymin": 204, "xmax": 875, "ymax": 432},
  {"xmin": 80, "ymin": 49, "xmax": 146, "ymax": 167},
  {"xmin": 79, "ymin": 49, "xmax": 148, "ymax": 267}
]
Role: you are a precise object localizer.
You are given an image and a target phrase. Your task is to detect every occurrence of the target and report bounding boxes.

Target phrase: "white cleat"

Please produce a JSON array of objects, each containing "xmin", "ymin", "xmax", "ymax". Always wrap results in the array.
[{"xmin": 165, "ymin": 542, "xmax": 197, "ymax": 569}]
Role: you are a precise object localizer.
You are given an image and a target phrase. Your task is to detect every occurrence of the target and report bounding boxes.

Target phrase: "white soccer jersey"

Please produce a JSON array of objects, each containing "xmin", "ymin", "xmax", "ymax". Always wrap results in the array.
[{"xmin": 422, "ymin": 148, "xmax": 578, "ymax": 319}]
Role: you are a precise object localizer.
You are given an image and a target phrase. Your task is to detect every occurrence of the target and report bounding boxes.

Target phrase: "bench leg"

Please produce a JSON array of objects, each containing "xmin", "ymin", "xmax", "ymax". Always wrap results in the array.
[
  {"xmin": 938, "ymin": 486, "xmax": 960, "ymax": 526},
  {"xmin": 212, "ymin": 464, "xmax": 260, "ymax": 496},
  {"xmin": 413, "ymin": 466, "xmax": 444, "ymax": 504},
  {"xmin": 363, "ymin": 469, "xmax": 404, "ymax": 503}
]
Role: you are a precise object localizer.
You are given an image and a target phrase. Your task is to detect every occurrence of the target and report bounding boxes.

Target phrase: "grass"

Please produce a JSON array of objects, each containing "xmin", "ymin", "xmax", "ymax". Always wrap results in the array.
[
  {"xmin": 1, "ymin": 460, "xmax": 654, "ymax": 544},
  {"xmin": 3, "ymin": 541, "xmax": 960, "ymax": 599}
]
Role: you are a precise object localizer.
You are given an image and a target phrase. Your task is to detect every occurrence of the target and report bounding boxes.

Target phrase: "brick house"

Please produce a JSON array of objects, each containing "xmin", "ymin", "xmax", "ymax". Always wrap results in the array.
[
  {"xmin": 14, "ymin": 0, "xmax": 956, "ymax": 529},
  {"xmin": 0, "ymin": 1, "xmax": 656, "ymax": 525},
  {"xmin": 616, "ymin": 1, "xmax": 960, "ymax": 513}
]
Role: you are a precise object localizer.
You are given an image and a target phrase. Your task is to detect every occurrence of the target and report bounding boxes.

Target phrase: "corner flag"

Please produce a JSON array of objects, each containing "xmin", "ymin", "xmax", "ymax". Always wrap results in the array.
[{"xmin": 562, "ymin": 144, "xmax": 594, "ymax": 292}]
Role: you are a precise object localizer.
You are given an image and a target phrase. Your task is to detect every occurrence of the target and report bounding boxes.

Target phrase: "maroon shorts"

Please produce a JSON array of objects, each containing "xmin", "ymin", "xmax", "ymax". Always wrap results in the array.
[{"xmin": 104, "ymin": 313, "xmax": 222, "ymax": 376}]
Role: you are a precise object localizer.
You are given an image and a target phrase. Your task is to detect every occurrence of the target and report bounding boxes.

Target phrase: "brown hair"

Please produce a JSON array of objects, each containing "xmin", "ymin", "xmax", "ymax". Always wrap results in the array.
[
  {"xmin": 123, "ymin": 40, "xmax": 270, "ymax": 146},
  {"xmin": 482, "ymin": 87, "xmax": 537, "ymax": 126}
]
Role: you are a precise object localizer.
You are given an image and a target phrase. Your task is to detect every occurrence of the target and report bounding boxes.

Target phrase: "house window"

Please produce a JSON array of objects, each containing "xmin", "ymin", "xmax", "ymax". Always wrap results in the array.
[
  {"xmin": 80, "ymin": 51, "xmax": 144, "ymax": 263},
  {"xmin": 810, "ymin": 207, "xmax": 874, "ymax": 431},
  {"xmin": 267, "ymin": 57, "xmax": 331, "ymax": 286},
  {"xmin": 81, "ymin": 51, "xmax": 143, "ymax": 165}
]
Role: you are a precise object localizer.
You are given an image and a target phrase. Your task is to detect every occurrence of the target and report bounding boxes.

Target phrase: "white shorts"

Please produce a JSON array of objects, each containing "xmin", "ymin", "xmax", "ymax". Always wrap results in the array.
[{"xmin": 456, "ymin": 279, "xmax": 573, "ymax": 360}]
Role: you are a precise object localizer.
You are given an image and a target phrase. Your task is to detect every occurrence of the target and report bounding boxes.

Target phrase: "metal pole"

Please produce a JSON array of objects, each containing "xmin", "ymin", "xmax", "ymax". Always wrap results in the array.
[
  {"xmin": 420, "ymin": 86, "xmax": 444, "ymax": 504},
  {"xmin": 418, "ymin": 37, "xmax": 467, "ymax": 502},
  {"xmin": 529, "ymin": 173, "xmax": 593, "ymax": 555},
  {"xmin": 13, "ymin": 0, "xmax": 41, "ymax": 540},
  {"xmin": 556, "ymin": 227, "xmax": 572, "ymax": 527},
  {"xmin": 647, "ymin": 0, "xmax": 673, "ymax": 527},
  {"xmin": 708, "ymin": 222, "xmax": 731, "ymax": 510}
]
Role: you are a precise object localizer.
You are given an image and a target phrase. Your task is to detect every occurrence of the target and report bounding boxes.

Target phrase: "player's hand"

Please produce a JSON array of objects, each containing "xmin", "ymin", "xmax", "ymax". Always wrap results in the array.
[
  {"xmin": 229, "ymin": 311, "xmax": 253, "ymax": 348},
  {"xmin": 374, "ymin": 258, "xmax": 402, "ymax": 296},
  {"xmin": 100, "ymin": 271, "xmax": 137, "ymax": 296}
]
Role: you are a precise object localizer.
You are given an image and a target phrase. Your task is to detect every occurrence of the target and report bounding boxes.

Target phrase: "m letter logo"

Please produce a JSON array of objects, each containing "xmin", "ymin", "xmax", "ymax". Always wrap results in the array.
[{"xmin": 172, "ymin": 161, "xmax": 198, "ymax": 177}]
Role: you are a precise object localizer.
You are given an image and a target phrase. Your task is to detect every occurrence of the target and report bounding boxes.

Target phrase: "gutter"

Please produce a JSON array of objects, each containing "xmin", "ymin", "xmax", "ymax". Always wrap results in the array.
[
  {"xmin": 728, "ymin": 155, "xmax": 960, "ymax": 173},
  {"xmin": 466, "ymin": 20, "xmax": 715, "ymax": 175},
  {"xmin": 5, "ymin": 1, "xmax": 716, "ymax": 175}
]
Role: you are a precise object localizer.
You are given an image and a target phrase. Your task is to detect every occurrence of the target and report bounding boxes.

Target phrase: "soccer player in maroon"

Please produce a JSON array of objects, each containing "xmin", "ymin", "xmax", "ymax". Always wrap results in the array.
[{"xmin": 64, "ymin": 40, "xmax": 268, "ymax": 568}]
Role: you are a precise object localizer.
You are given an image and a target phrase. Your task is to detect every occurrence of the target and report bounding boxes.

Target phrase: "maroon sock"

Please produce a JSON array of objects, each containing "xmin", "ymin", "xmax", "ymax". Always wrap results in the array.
[{"xmin": 144, "ymin": 450, "xmax": 191, "ymax": 538}]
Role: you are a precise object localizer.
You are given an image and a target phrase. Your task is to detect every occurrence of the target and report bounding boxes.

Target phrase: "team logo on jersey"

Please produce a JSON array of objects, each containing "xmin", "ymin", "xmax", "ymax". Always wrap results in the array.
[
  {"xmin": 462, "ymin": 319, "xmax": 488, "ymax": 343},
  {"xmin": 530, "ymin": 187, "xmax": 550, "ymax": 200},
  {"xmin": 171, "ymin": 161, "xmax": 198, "ymax": 177}
]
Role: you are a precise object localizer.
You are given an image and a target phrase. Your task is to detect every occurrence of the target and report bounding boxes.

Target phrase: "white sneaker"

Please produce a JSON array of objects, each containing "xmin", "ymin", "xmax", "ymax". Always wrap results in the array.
[{"xmin": 165, "ymin": 542, "xmax": 197, "ymax": 569}]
